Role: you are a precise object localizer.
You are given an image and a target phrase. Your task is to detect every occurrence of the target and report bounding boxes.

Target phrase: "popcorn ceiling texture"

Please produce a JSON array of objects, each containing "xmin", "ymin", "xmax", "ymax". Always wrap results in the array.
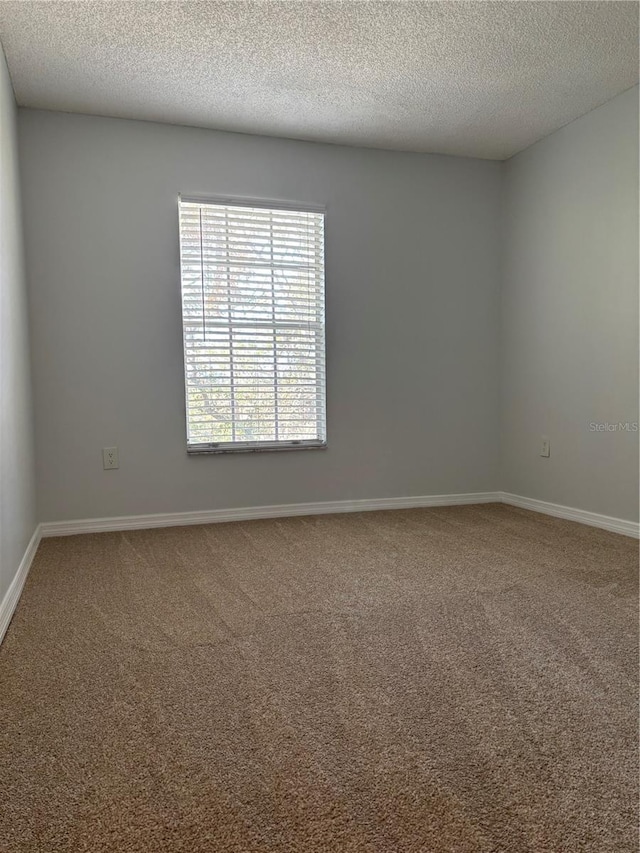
[
  {"xmin": 0, "ymin": 0, "xmax": 637, "ymax": 159},
  {"xmin": 0, "ymin": 505, "xmax": 638, "ymax": 851}
]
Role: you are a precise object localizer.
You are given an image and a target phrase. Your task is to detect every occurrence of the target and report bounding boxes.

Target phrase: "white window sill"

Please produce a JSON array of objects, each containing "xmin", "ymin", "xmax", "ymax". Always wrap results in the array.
[{"xmin": 187, "ymin": 440, "xmax": 327, "ymax": 455}]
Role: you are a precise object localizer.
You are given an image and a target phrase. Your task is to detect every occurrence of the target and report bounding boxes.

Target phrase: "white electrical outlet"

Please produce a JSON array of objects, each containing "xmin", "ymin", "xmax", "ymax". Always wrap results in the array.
[
  {"xmin": 540, "ymin": 436, "xmax": 550, "ymax": 458},
  {"xmin": 102, "ymin": 447, "xmax": 119, "ymax": 469}
]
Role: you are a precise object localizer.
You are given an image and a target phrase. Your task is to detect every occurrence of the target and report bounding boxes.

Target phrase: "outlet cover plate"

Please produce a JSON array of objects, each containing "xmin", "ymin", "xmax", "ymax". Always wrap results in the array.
[{"xmin": 103, "ymin": 447, "xmax": 119, "ymax": 469}]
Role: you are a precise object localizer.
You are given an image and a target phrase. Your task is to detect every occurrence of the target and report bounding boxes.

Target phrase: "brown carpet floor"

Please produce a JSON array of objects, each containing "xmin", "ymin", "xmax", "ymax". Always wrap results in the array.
[{"xmin": 0, "ymin": 504, "xmax": 637, "ymax": 852}]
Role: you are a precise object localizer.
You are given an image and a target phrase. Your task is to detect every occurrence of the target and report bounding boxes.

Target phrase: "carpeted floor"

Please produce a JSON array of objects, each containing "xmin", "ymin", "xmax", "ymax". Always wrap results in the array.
[{"xmin": 0, "ymin": 504, "xmax": 637, "ymax": 852}]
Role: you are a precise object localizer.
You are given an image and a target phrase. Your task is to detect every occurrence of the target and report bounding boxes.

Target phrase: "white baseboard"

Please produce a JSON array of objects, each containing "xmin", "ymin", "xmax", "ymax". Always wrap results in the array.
[
  {"xmin": 500, "ymin": 492, "xmax": 639, "ymax": 539},
  {"xmin": 39, "ymin": 491, "xmax": 639, "ymax": 540},
  {"xmin": 40, "ymin": 491, "xmax": 502, "ymax": 537},
  {"xmin": 0, "ymin": 525, "xmax": 42, "ymax": 645}
]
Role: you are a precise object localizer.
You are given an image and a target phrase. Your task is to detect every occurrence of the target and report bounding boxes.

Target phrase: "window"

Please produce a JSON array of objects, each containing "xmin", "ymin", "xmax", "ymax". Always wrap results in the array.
[{"xmin": 178, "ymin": 197, "xmax": 326, "ymax": 453}]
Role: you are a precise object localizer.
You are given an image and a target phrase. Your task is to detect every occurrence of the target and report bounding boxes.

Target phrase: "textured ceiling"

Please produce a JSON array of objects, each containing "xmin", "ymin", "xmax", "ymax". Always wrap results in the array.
[{"xmin": 0, "ymin": 1, "xmax": 637, "ymax": 160}]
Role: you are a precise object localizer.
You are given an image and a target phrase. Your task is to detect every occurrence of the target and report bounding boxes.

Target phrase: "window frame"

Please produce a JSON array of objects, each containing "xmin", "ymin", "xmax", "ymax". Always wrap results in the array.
[{"xmin": 178, "ymin": 194, "xmax": 328, "ymax": 455}]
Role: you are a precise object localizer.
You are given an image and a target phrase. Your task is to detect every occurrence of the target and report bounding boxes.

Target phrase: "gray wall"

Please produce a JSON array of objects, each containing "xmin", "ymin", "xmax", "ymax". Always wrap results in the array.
[
  {"xmin": 18, "ymin": 90, "xmax": 639, "ymax": 527},
  {"xmin": 0, "ymin": 47, "xmax": 36, "ymax": 601},
  {"xmin": 19, "ymin": 110, "xmax": 502, "ymax": 522},
  {"xmin": 501, "ymin": 86, "xmax": 639, "ymax": 521}
]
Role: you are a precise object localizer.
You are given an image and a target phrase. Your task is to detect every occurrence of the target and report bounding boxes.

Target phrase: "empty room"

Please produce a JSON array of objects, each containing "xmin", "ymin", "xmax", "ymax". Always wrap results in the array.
[{"xmin": 0, "ymin": 1, "xmax": 638, "ymax": 851}]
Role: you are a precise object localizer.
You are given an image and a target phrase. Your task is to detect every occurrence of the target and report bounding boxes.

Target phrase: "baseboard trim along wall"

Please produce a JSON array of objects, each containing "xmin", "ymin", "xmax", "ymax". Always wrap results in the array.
[
  {"xmin": 499, "ymin": 492, "xmax": 640, "ymax": 538},
  {"xmin": 38, "ymin": 490, "xmax": 639, "ymax": 538},
  {"xmin": 39, "ymin": 492, "xmax": 501, "ymax": 537},
  {"xmin": 0, "ymin": 525, "xmax": 42, "ymax": 644}
]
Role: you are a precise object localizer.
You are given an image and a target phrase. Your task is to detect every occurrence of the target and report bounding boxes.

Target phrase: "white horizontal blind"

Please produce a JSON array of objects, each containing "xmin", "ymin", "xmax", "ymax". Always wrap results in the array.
[{"xmin": 178, "ymin": 198, "xmax": 326, "ymax": 451}]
